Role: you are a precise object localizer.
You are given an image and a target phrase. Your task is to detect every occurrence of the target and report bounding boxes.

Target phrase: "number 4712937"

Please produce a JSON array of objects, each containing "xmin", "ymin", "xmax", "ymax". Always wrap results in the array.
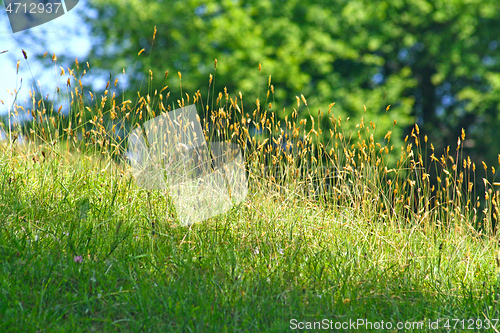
[{"xmin": 5, "ymin": 2, "xmax": 61, "ymax": 14}]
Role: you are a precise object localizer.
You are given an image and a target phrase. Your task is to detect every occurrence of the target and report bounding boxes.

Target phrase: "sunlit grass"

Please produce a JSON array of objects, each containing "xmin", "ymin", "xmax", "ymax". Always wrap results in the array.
[{"xmin": 0, "ymin": 50, "xmax": 500, "ymax": 331}]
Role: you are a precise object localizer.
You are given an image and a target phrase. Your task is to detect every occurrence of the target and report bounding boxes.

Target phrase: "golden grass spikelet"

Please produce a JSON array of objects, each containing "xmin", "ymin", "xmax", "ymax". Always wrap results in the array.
[{"xmin": 301, "ymin": 94, "xmax": 307, "ymax": 106}]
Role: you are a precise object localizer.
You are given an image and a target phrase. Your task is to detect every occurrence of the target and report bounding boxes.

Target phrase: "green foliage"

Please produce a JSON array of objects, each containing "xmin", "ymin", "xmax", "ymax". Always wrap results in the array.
[
  {"xmin": 82, "ymin": 0, "xmax": 500, "ymax": 165},
  {"xmin": 83, "ymin": 0, "xmax": 414, "ymax": 148}
]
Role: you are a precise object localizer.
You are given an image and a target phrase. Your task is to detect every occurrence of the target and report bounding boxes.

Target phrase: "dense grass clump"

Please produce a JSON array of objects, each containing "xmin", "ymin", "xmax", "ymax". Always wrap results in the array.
[{"xmin": 1, "ymin": 55, "xmax": 500, "ymax": 332}]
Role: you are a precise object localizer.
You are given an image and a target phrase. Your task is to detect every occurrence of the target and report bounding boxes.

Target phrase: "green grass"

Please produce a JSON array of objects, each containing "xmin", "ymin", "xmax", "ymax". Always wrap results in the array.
[
  {"xmin": 0, "ymin": 142, "xmax": 499, "ymax": 332},
  {"xmin": 1, "ymin": 52, "xmax": 500, "ymax": 331}
]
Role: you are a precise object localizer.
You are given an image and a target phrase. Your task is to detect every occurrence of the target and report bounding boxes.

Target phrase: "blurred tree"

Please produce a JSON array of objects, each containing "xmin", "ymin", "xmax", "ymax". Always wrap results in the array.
[{"xmin": 82, "ymin": 0, "xmax": 500, "ymax": 166}]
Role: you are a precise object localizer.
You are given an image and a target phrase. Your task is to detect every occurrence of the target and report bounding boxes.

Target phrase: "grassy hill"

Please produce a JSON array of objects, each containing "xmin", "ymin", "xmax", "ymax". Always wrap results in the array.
[{"xmin": 0, "ymin": 68, "xmax": 499, "ymax": 331}]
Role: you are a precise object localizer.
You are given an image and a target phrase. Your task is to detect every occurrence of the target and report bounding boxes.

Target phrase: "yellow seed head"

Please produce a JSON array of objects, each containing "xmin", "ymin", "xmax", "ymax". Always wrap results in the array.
[{"xmin": 301, "ymin": 94, "xmax": 307, "ymax": 106}]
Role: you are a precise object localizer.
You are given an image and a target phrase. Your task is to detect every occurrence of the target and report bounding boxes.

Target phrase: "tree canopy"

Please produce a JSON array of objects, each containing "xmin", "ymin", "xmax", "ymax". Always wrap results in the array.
[{"xmin": 82, "ymin": 0, "xmax": 500, "ymax": 165}]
